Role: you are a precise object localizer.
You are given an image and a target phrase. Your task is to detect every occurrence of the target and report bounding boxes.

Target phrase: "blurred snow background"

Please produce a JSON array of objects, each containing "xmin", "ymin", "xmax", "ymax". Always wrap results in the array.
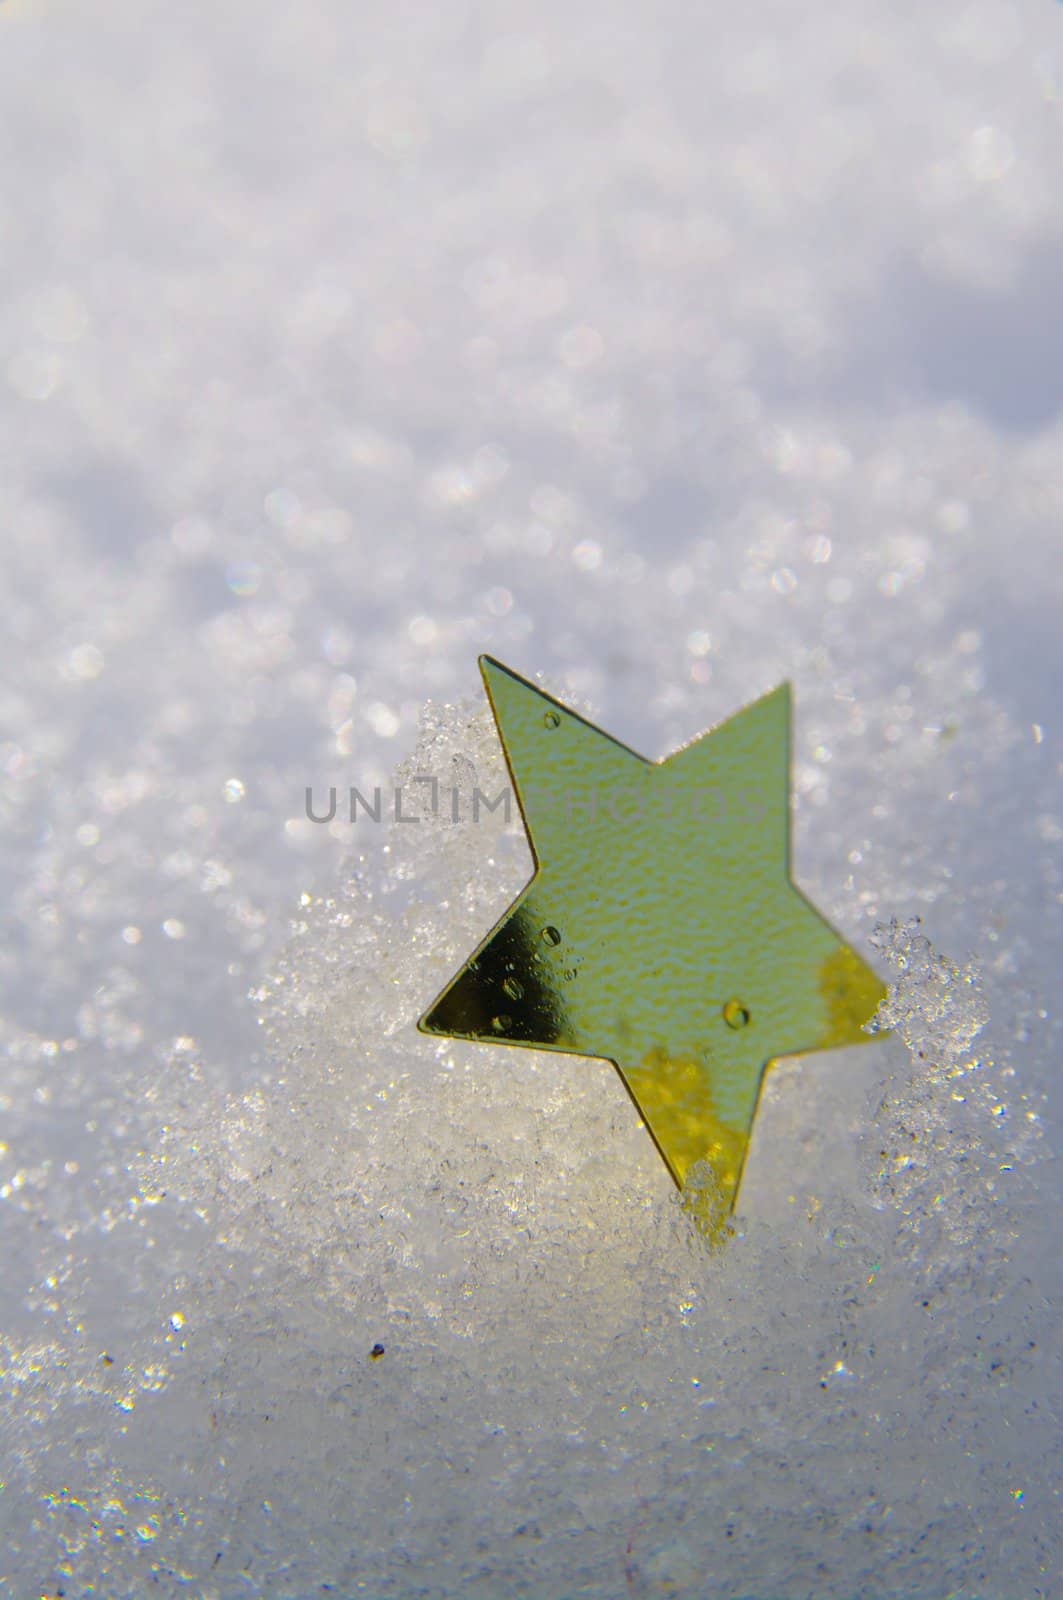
[{"xmin": 1, "ymin": 0, "xmax": 1062, "ymax": 1593}]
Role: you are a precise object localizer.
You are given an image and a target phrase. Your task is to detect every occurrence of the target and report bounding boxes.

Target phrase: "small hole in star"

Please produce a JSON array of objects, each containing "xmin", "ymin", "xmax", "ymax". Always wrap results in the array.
[{"xmin": 722, "ymin": 998, "xmax": 750, "ymax": 1029}]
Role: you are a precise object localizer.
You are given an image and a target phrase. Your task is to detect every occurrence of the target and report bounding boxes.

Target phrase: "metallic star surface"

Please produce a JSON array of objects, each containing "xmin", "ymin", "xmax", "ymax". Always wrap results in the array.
[{"xmin": 418, "ymin": 656, "xmax": 887, "ymax": 1213}]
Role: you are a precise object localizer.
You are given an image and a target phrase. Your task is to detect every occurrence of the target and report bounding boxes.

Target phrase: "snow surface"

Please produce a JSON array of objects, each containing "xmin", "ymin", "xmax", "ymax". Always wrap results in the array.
[{"xmin": 1, "ymin": 0, "xmax": 1061, "ymax": 1594}]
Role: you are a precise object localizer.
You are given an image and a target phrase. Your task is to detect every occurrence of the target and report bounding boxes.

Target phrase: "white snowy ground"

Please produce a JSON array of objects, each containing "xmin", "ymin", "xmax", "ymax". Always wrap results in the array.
[{"xmin": 2, "ymin": 0, "xmax": 1062, "ymax": 1594}]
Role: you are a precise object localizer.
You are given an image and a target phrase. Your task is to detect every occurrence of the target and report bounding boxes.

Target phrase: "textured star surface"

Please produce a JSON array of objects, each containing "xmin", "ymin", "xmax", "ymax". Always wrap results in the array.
[{"xmin": 418, "ymin": 657, "xmax": 886, "ymax": 1213}]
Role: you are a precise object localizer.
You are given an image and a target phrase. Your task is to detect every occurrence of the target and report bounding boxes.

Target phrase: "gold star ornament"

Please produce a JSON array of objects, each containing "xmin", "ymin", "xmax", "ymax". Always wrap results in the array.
[{"xmin": 418, "ymin": 657, "xmax": 886, "ymax": 1215}]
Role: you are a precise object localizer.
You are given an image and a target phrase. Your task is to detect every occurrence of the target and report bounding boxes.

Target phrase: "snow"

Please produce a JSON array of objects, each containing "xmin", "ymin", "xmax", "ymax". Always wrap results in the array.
[{"xmin": 1, "ymin": 0, "xmax": 1061, "ymax": 1593}]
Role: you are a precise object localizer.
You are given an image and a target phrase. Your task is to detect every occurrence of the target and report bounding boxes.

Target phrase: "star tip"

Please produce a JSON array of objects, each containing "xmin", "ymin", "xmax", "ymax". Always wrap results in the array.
[
  {"xmin": 737, "ymin": 678, "xmax": 791, "ymax": 728},
  {"xmin": 478, "ymin": 652, "xmax": 509, "ymax": 682},
  {"xmin": 743, "ymin": 680, "xmax": 792, "ymax": 713}
]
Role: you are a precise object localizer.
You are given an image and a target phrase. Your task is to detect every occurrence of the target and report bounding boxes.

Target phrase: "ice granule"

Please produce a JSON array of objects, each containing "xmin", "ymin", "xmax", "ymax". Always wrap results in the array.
[{"xmin": 866, "ymin": 913, "xmax": 990, "ymax": 1073}]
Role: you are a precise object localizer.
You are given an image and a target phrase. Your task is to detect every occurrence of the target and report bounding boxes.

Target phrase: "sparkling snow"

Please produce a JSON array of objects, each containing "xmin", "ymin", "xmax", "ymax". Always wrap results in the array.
[{"xmin": 1, "ymin": 0, "xmax": 1061, "ymax": 1594}]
